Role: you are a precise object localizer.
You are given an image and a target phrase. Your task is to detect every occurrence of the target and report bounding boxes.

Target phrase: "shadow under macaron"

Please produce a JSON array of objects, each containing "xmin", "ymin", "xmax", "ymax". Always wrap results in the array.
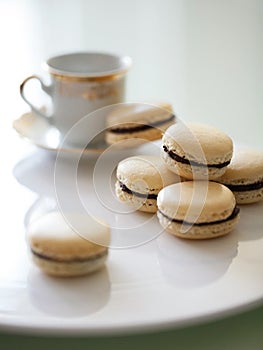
[
  {"xmin": 156, "ymin": 230, "xmax": 239, "ymax": 289},
  {"xmin": 27, "ymin": 266, "xmax": 111, "ymax": 318}
]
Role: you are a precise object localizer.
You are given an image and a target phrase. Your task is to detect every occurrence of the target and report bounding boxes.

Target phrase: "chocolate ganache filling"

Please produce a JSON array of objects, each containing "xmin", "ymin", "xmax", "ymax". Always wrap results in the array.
[
  {"xmin": 158, "ymin": 206, "xmax": 240, "ymax": 226},
  {"xmin": 31, "ymin": 249, "xmax": 107, "ymax": 263},
  {"xmin": 119, "ymin": 181, "xmax": 157, "ymax": 199},
  {"xmin": 163, "ymin": 145, "xmax": 231, "ymax": 169},
  {"xmin": 109, "ymin": 114, "xmax": 175, "ymax": 134},
  {"xmin": 225, "ymin": 181, "xmax": 263, "ymax": 192}
]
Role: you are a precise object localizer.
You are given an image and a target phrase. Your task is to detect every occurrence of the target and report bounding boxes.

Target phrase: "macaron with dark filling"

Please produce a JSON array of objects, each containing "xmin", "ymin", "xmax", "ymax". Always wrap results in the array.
[
  {"xmin": 157, "ymin": 181, "xmax": 240, "ymax": 239},
  {"xmin": 161, "ymin": 122, "xmax": 233, "ymax": 180},
  {"xmin": 217, "ymin": 147, "xmax": 263, "ymax": 204},
  {"xmin": 106, "ymin": 101, "xmax": 175, "ymax": 145},
  {"xmin": 116, "ymin": 155, "xmax": 182, "ymax": 213},
  {"xmin": 27, "ymin": 211, "xmax": 110, "ymax": 277}
]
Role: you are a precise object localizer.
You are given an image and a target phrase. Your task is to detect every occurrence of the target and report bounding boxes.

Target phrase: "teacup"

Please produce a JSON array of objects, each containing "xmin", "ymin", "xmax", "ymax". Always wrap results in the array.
[{"xmin": 20, "ymin": 52, "xmax": 132, "ymax": 147}]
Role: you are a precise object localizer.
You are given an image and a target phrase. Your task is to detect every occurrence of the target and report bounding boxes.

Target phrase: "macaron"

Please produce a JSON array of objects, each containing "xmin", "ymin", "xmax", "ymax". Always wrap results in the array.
[
  {"xmin": 157, "ymin": 181, "xmax": 240, "ymax": 239},
  {"xmin": 27, "ymin": 211, "xmax": 110, "ymax": 277},
  {"xmin": 161, "ymin": 122, "xmax": 233, "ymax": 180},
  {"xmin": 106, "ymin": 101, "xmax": 175, "ymax": 145},
  {"xmin": 217, "ymin": 147, "xmax": 263, "ymax": 204},
  {"xmin": 116, "ymin": 155, "xmax": 182, "ymax": 213}
]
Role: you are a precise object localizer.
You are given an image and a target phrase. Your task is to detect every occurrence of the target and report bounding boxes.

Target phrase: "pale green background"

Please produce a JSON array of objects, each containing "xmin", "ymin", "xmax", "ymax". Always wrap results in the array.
[{"xmin": 0, "ymin": 304, "xmax": 263, "ymax": 349}]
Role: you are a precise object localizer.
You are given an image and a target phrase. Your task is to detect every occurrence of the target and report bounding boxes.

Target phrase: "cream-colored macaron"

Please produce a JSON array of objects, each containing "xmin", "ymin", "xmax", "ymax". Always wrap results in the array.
[
  {"xmin": 161, "ymin": 122, "xmax": 233, "ymax": 180},
  {"xmin": 27, "ymin": 211, "xmax": 110, "ymax": 277},
  {"xmin": 217, "ymin": 147, "xmax": 263, "ymax": 204},
  {"xmin": 106, "ymin": 101, "xmax": 175, "ymax": 145},
  {"xmin": 157, "ymin": 181, "xmax": 240, "ymax": 239},
  {"xmin": 116, "ymin": 155, "xmax": 182, "ymax": 213}
]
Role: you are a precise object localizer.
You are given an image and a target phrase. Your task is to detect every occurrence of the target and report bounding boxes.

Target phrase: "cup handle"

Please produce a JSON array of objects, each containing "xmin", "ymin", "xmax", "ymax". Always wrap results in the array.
[{"xmin": 20, "ymin": 75, "xmax": 53, "ymax": 122}]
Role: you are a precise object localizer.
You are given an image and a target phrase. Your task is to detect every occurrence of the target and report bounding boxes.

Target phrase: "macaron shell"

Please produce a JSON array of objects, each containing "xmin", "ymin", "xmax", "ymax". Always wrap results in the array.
[
  {"xmin": 27, "ymin": 212, "xmax": 110, "ymax": 260},
  {"xmin": 31, "ymin": 251, "xmax": 108, "ymax": 277},
  {"xmin": 115, "ymin": 180, "xmax": 157, "ymax": 213},
  {"xmin": 116, "ymin": 155, "xmax": 181, "ymax": 195},
  {"xmin": 157, "ymin": 182, "xmax": 236, "ymax": 224},
  {"xmin": 157, "ymin": 210, "xmax": 239, "ymax": 239},
  {"xmin": 231, "ymin": 188, "xmax": 263, "ymax": 204},
  {"xmin": 161, "ymin": 146, "xmax": 227, "ymax": 180},
  {"xmin": 163, "ymin": 122, "xmax": 233, "ymax": 164},
  {"xmin": 106, "ymin": 101, "xmax": 173, "ymax": 127},
  {"xmin": 218, "ymin": 148, "xmax": 263, "ymax": 184},
  {"xmin": 106, "ymin": 119, "xmax": 174, "ymax": 145}
]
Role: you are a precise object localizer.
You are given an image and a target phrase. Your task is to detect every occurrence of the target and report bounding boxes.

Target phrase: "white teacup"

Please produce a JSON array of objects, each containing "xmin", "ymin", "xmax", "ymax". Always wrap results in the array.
[{"xmin": 20, "ymin": 52, "xmax": 132, "ymax": 147}]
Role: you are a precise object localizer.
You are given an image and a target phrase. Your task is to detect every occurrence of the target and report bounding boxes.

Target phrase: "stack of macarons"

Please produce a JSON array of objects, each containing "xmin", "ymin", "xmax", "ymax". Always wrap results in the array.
[{"xmin": 115, "ymin": 118, "xmax": 263, "ymax": 240}]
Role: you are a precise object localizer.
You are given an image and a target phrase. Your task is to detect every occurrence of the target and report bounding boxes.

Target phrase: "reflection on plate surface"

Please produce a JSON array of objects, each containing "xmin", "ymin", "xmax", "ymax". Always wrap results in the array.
[{"xmin": 28, "ymin": 267, "xmax": 111, "ymax": 318}]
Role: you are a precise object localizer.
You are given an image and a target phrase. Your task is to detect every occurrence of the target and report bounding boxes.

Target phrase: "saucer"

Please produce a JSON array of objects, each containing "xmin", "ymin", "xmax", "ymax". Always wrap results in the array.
[{"xmin": 13, "ymin": 111, "xmax": 112, "ymax": 154}]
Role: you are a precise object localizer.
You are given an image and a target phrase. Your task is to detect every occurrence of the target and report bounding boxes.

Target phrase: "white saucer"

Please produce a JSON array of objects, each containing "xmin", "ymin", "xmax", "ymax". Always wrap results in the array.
[
  {"xmin": 13, "ymin": 111, "xmax": 141, "ymax": 155},
  {"xmin": 13, "ymin": 111, "xmax": 113, "ymax": 154}
]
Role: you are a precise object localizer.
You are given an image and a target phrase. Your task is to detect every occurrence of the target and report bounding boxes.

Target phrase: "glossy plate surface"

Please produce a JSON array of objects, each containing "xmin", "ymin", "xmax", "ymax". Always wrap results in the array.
[{"xmin": 1, "ymin": 133, "xmax": 263, "ymax": 336}]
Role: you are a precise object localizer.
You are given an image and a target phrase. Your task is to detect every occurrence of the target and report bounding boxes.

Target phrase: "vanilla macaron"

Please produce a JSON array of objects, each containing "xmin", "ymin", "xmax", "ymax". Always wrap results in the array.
[
  {"xmin": 116, "ymin": 155, "xmax": 182, "ymax": 213},
  {"xmin": 217, "ymin": 147, "xmax": 263, "ymax": 204},
  {"xmin": 157, "ymin": 181, "xmax": 240, "ymax": 239},
  {"xmin": 161, "ymin": 122, "xmax": 233, "ymax": 180},
  {"xmin": 27, "ymin": 211, "xmax": 110, "ymax": 277},
  {"xmin": 106, "ymin": 101, "xmax": 175, "ymax": 145}
]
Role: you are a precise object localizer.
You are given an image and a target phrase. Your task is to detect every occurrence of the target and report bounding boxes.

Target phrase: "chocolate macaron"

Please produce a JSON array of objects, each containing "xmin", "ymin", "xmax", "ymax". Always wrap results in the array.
[
  {"xmin": 218, "ymin": 147, "xmax": 263, "ymax": 204},
  {"xmin": 27, "ymin": 211, "xmax": 110, "ymax": 277},
  {"xmin": 161, "ymin": 122, "xmax": 233, "ymax": 180},
  {"xmin": 157, "ymin": 181, "xmax": 240, "ymax": 239},
  {"xmin": 116, "ymin": 155, "xmax": 182, "ymax": 213},
  {"xmin": 106, "ymin": 101, "xmax": 175, "ymax": 145}
]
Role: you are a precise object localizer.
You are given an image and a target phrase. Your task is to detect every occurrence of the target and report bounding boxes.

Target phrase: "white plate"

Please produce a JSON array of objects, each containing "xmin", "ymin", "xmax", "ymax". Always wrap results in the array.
[{"xmin": 1, "ymin": 138, "xmax": 263, "ymax": 336}]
